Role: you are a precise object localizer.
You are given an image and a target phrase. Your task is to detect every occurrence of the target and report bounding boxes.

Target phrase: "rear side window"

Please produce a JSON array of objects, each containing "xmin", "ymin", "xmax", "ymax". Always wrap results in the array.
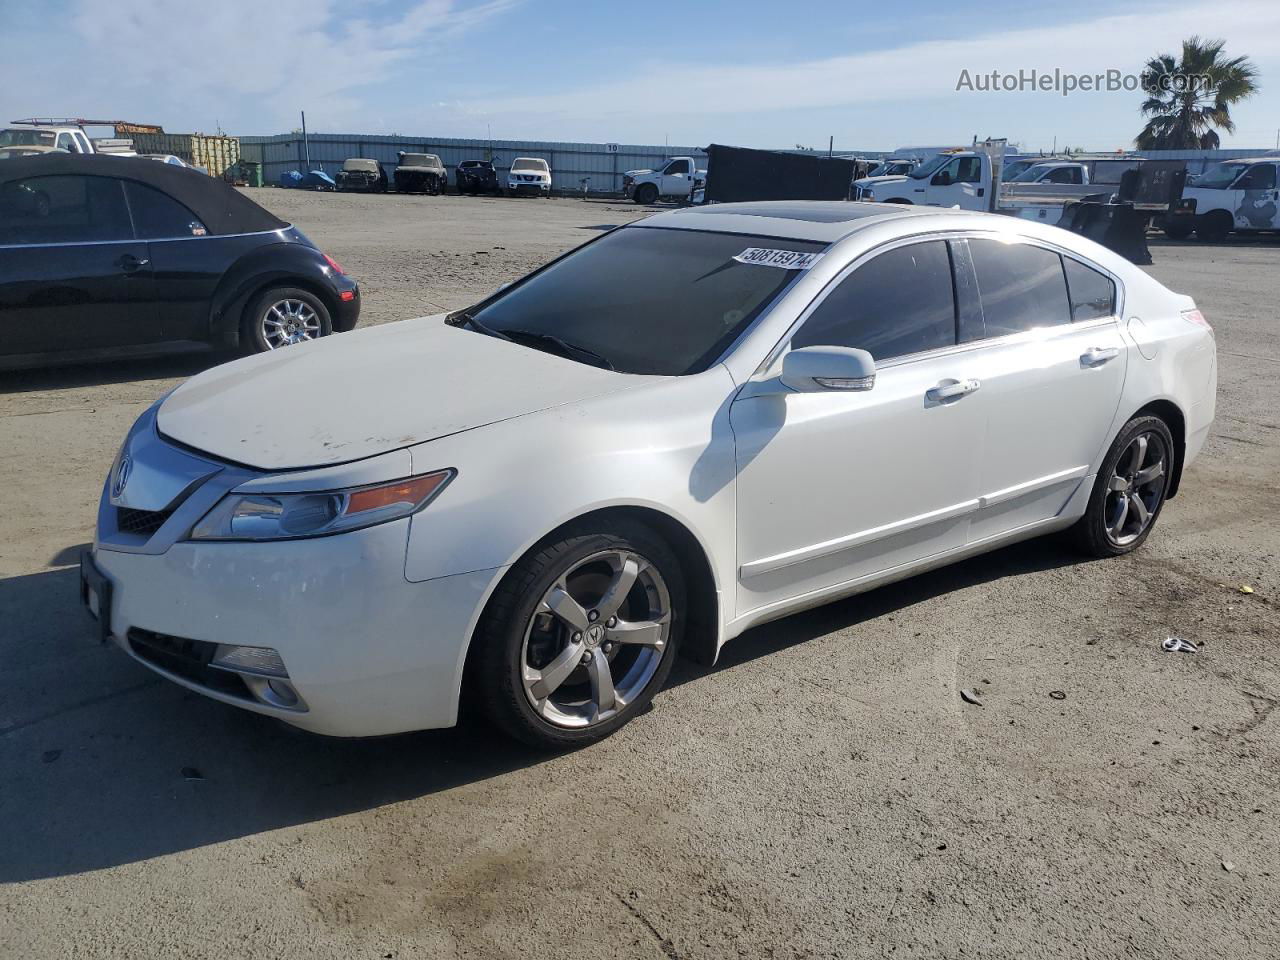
[
  {"xmin": 1062, "ymin": 258, "xmax": 1117, "ymax": 322},
  {"xmin": 968, "ymin": 238, "xmax": 1071, "ymax": 337},
  {"xmin": 0, "ymin": 175, "xmax": 131, "ymax": 244},
  {"xmin": 125, "ymin": 182, "xmax": 206, "ymax": 238},
  {"xmin": 1237, "ymin": 164, "xmax": 1277, "ymax": 191},
  {"xmin": 792, "ymin": 241, "xmax": 957, "ymax": 361}
]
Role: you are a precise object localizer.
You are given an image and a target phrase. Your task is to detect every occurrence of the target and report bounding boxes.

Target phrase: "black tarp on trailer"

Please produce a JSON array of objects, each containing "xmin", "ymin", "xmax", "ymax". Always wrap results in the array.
[{"xmin": 704, "ymin": 144, "xmax": 856, "ymax": 203}]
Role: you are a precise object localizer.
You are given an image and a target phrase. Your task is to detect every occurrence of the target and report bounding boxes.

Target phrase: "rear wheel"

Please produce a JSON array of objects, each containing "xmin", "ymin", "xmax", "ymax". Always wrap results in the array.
[
  {"xmin": 242, "ymin": 286, "xmax": 333, "ymax": 354},
  {"xmin": 633, "ymin": 183, "xmax": 659, "ymax": 205},
  {"xmin": 1070, "ymin": 415, "xmax": 1174, "ymax": 557},
  {"xmin": 1195, "ymin": 211, "xmax": 1233, "ymax": 243},
  {"xmin": 472, "ymin": 520, "xmax": 685, "ymax": 749}
]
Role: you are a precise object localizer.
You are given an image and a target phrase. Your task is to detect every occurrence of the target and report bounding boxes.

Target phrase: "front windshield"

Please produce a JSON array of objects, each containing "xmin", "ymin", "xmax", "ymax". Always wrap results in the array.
[
  {"xmin": 909, "ymin": 155, "xmax": 950, "ymax": 179},
  {"xmin": 464, "ymin": 227, "xmax": 826, "ymax": 375},
  {"xmin": 512, "ymin": 158, "xmax": 548, "ymax": 172},
  {"xmin": 0, "ymin": 129, "xmax": 55, "ymax": 148},
  {"xmin": 1194, "ymin": 162, "xmax": 1248, "ymax": 190}
]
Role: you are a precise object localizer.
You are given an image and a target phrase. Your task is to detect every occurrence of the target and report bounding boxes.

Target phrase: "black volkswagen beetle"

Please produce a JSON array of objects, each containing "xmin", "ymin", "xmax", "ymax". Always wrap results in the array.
[
  {"xmin": 455, "ymin": 159, "xmax": 500, "ymax": 195},
  {"xmin": 0, "ymin": 153, "xmax": 359, "ymax": 366}
]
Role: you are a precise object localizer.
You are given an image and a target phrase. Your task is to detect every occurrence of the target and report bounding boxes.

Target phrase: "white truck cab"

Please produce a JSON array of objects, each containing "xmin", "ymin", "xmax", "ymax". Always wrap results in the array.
[
  {"xmin": 623, "ymin": 156, "xmax": 706, "ymax": 204},
  {"xmin": 857, "ymin": 151, "xmax": 991, "ymax": 208},
  {"xmin": 0, "ymin": 122, "xmax": 95, "ymax": 155},
  {"xmin": 1166, "ymin": 157, "xmax": 1280, "ymax": 242}
]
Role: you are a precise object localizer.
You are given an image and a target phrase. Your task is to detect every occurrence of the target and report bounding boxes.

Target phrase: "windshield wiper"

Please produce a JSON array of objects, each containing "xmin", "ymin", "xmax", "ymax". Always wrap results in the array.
[
  {"xmin": 448, "ymin": 310, "xmax": 513, "ymax": 342},
  {"xmin": 504, "ymin": 329, "xmax": 615, "ymax": 371}
]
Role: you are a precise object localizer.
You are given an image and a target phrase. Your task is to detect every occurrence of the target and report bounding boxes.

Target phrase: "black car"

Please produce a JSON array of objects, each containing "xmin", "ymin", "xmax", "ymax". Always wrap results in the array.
[
  {"xmin": 0, "ymin": 153, "xmax": 359, "ymax": 366},
  {"xmin": 455, "ymin": 159, "xmax": 500, "ymax": 195}
]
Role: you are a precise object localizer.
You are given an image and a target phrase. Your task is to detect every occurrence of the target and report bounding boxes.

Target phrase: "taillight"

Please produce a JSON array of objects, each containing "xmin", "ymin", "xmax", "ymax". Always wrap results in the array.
[
  {"xmin": 1182, "ymin": 308, "xmax": 1211, "ymax": 332},
  {"xmin": 323, "ymin": 253, "xmax": 345, "ymax": 275}
]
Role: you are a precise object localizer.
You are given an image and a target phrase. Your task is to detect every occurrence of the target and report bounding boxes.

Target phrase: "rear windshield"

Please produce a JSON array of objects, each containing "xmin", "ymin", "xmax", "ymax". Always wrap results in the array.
[
  {"xmin": 465, "ymin": 227, "xmax": 826, "ymax": 376},
  {"xmin": 0, "ymin": 129, "xmax": 56, "ymax": 148},
  {"xmin": 512, "ymin": 158, "xmax": 548, "ymax": 171}
]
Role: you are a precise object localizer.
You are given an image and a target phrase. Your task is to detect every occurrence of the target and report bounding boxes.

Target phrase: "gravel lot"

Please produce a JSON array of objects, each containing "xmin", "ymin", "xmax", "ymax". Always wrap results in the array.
[{"xmin": 2, "ymin": 191, "xmax": 1277, "ymax": 959}]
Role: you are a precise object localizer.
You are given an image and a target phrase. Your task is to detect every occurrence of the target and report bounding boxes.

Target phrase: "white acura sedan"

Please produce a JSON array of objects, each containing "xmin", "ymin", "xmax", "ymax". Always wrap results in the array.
[{"xmin": 82, "ymin": 202, "xmax": 1216, "ymax": 748}]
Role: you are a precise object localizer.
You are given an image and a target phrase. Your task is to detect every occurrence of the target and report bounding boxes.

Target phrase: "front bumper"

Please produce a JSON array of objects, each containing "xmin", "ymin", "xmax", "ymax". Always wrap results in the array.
[
  {"xmin": 508, "ymin": 179, "xmax": 550, "ymax": 194},
  {"xmin": 89, "ymin": 523, "xmax": 502, "ymax": 737}
]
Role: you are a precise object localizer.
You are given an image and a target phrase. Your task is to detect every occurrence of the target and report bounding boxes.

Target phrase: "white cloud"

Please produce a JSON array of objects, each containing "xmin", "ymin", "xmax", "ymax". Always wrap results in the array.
[{"xmin": 1, "ymin": 0, "xmax": 518, "ymax": 133}]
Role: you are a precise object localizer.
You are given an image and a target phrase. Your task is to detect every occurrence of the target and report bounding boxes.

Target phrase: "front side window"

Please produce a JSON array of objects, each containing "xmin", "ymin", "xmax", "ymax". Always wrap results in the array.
[
  {"xmin": 466, "ymin": 227, "xmax": 825, "ymax": 376},
  {"xmin": 1237, "ymin": 164, "xmax": 1277, "ymax": 191},
  {"xmin": 968, "ymin": 238, "xmax": 1071, "ymax": 338},
  {"xmin": 0, "ymin": 175, "xmax": 132, "ymax": 245},
  {"xmin": 55, "ymin": 132, "xmax": 78, "ymax": 152},
  {"xmin": 1063, "ymin": 258, "xmax": 1117, "ymax": 322},
  {"xmin": 1045, "ymin": 167, "xmax": 1082, "ymax": 184},
  {"xmin": 664, "ymin": 160, "xmax": 691, "ymax": 176},
  {"xmin": 125, "ymin": 182, "xmax": 206, "ymax": 239},
  {"xmin": 791, "ymin": 241, "xmax": 957, "ymax": 362}
]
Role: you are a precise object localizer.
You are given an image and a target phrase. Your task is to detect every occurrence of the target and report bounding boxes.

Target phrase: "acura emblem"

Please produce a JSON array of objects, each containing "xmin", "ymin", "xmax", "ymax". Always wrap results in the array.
[{"xmin": 112, "ymin": 454, "xmax": 133, "ymax": 500}]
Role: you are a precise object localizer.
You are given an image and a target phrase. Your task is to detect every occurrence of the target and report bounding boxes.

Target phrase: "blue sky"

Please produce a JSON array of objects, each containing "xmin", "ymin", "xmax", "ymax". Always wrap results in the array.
[{"xmin": 3, "ymin": 0, "xmax": 1278, "ymax": 152}]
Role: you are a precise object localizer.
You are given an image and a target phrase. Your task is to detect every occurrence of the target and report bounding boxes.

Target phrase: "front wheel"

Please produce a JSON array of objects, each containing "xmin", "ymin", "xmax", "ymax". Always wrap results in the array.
[
  {"xmin": 633, "ymin": 183, "xmax": 659, "ymax": 205},
  {"xmin": 1196, "ymin": 211, "xmax": 1233, "ymax": 243},
  {"xmin": 1162, "ymin": 220, "xmax": 1194, "ymax": 240},
  {"xmin": 1069, "ymin": 415, "xmax": 1174, "ymax": 557},
  {"xmin": 472, "ymin": 520, "xmax": 685, "ymax": 749}
]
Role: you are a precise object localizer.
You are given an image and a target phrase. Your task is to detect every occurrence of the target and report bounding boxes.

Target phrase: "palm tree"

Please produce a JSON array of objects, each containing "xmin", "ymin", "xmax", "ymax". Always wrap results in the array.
[{"xmin": 1136, "ymin": 37, "xmax": 1259, "ymax": 149}]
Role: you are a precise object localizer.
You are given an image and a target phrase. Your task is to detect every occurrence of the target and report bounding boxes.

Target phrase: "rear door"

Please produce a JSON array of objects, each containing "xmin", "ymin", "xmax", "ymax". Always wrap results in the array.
[
  {"xmin": 0, "ymin": 174, "xmax": 159, "ymax": 356},
  {"xmin": 955, "ymin": 237, "xmax": 1127, "ymax": 543}
]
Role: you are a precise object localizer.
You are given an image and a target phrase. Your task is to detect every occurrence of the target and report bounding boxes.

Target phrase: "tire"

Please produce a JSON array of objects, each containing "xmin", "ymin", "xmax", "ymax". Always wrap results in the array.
[
  {"xmin": 1162, "ymin": 221, "xmax": 1194, "ymax": 241},
  {"xmin": 633, "ymin": 183, "xmax": 659, "ymax": 205},
  {"xmin": 883, "ymin": 198, "xmax": 913, "ymax": 204},
  {"xmin": 241, "ymin": 286, "xmax": 333, "ymax": 354},
  {"xmin": 1195, "ymin": 211, "xmax": 1233, "ymax": 243},
  {"xmin": 1069, "ymin": 415, "xmax": 1175, "ymax": 558},
  {"xmin": 472, "ymin": 519, "xmax": 686, "ymax": 749}
]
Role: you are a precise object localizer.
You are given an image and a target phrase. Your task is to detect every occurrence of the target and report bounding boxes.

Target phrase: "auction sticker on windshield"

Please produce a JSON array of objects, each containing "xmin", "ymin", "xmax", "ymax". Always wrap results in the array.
[{"xmin": 733, "ymin": 248, "xmax": 825, "ymax": 269}]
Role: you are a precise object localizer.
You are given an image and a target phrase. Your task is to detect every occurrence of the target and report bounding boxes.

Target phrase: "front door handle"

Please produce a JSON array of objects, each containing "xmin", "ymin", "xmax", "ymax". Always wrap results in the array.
[
  {"xmin": 926, "ymin": 378, "xmax": 981, "ymax": 402},
  {"xmin": 117, "ymin": 254, "xmax": 150, "ymax": 273},
  {"xmin": 1081, "ymin": 347, "xmax": 1120, "ymax": 367}
]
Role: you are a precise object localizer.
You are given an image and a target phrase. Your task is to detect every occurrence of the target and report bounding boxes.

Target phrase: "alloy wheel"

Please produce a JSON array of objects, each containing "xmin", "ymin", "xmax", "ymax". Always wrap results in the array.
[
  {"xmin": 261, "ymin": 299, "xmax": 321, "ymax": 349},
  {"xmin": 1104, "ymin": 431, "xmax": 1168, "ymax": 546},
  {"xmin": 520, "ymin": 549, "xmax": 672, "ymax": 728}
]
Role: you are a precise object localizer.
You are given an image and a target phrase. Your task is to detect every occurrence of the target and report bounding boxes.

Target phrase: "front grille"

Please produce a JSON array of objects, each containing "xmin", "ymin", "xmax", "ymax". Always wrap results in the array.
[
  {"xmin": 117, "ymin": 506, "xmax": 172, "ymax": 536},
  {"xmin": 127, "ymin": 629, "xmax": 249, "ymax": 699}
]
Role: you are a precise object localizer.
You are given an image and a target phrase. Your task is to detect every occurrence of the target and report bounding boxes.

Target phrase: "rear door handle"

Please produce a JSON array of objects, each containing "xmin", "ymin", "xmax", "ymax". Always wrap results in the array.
[
  {"xmin": 1081, "ymin": 347, "xmax": 1120, "ymax": 367},
  {"xmin": 926, "ymin": 378, "xmax": 981, "ymax": 402},
  {"xmin": 117, "ymin": 254, "xmax": 150, "ymax": 273}
]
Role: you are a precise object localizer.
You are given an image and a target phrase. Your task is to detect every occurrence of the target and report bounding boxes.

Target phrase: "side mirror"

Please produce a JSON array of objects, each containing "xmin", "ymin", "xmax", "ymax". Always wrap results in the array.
[{"xmin": 780, "ymin": 346, "xmax": 876, "ymax": 393}]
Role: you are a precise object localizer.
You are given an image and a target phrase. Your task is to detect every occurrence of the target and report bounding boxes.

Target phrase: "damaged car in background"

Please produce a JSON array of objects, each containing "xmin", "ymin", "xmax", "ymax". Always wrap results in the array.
[
  {"xmin": 336, "ymin": 157, "xmax": 389, "ymax": 193},
  {"xmin": 394, "ymin": 152, "xmax": 446, "ymax": 194},
  {"xmin": 81, "ymin": 201, "xmax": 1214, "ymax": 750}
]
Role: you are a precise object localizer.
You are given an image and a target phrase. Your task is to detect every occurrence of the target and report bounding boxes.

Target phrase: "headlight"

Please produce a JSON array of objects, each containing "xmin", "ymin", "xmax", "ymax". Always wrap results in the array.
[{"xmin": 189, "ymin": 470, "xmax": 454, "ymax": 541}]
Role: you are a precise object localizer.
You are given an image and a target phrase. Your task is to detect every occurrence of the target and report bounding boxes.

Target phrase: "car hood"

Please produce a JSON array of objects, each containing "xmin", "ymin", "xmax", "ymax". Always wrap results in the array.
[
  {"xmin": 853, "ymin": 174, "xmax": 912, "ymax": 188},
  {"xmin": 157, "ymin": 317, "xmax": 659, "ymax": 471},
  {"xmin": 625, "ymin": 168, "xmax": 655, "ymax": 177}
]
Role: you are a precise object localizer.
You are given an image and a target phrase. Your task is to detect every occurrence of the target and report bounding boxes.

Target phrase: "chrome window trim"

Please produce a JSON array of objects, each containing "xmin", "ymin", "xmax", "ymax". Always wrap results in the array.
[
  {"xmin": 0, "ymin": 226, "xmax": 290, "ymax": 250},
  {"xmin": 752, "ymin": 228, "xmax": 1126, "ymax": 378}
]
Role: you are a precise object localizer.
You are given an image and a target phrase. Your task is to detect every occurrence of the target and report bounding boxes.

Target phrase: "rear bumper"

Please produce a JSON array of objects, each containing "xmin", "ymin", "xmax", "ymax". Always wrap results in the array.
[{"xmin": 331, "ymin": 276, "xmax": 360, "ymax": 332}]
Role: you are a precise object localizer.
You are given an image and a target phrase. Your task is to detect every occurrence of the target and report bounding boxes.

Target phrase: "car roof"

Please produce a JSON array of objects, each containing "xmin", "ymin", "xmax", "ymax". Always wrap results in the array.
[
  {"xmin": 0, "ymin": 152, "xmax": 287, "ymax": 235},
  {"xmin": 634, "ymin": 201, "xmax": 949, "ymax": 242}
]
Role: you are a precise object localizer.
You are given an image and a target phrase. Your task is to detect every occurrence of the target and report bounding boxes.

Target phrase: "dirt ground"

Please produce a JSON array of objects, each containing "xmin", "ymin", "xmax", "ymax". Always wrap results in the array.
[{"xmin": 1, "ymin": 191, "xmax": 1277, "ymax": 960}]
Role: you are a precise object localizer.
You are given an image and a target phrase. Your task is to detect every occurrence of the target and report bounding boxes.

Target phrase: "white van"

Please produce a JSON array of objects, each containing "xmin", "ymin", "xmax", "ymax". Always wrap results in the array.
[{"xmin": 1165, "ymin": 157, "xmax": 1279, "ymax": 241}]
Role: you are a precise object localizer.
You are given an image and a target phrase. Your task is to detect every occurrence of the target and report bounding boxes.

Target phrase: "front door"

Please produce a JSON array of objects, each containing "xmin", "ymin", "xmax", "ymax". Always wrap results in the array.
[
  {"xmin": 927, "ymin": 155, "xmax": 986, "ymax": 209},
  {"xmin": 0, "ymin": 173, "xmax": 159, "ymax": 356},
  {"xmin": 731, "ymin": 239, "xmax": 983, "ymax": 616},
  {"xmin": 660, "ymin": 159, "xmax": 693, "ymax": 198}
]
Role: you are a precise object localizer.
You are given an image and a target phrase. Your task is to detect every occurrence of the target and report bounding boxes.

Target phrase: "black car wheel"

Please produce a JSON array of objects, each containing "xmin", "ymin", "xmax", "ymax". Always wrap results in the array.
[
  {"xmin": 633, "ymin": 183, "xmax": 659, "ymax": 205},
  {"xmin": 242, "ymin": 286, "xmax": 333, "ymax": 354},
  {"xmin": 1195, "ymin": 211, "xmax": 1233, "ymax": 243},
  {"xmin": 1162, "ymin": 220, "xmax": 1194, "ymax": 241}
]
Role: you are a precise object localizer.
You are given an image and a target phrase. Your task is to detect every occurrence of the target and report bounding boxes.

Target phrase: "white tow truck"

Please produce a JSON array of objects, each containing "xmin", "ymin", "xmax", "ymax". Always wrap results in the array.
[{"xmin": 623, "ymin": 156, "xmax": 706, "ymax": 204}]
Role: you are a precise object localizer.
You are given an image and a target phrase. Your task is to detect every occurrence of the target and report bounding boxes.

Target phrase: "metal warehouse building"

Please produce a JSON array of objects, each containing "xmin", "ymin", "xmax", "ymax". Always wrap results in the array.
[{"xmin": 240, "ymin": 134, "xmax": 710, "ymax": 194}]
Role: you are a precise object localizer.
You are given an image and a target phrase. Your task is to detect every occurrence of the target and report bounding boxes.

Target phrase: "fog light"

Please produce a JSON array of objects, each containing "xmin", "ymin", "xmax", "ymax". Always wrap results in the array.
[{"xmin": 210, "ymin": 644, "xmax": 288, "ymax": 678}]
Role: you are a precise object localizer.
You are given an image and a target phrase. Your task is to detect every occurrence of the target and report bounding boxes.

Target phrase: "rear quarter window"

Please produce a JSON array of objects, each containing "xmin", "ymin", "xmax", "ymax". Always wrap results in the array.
[{"xmin": 1063, "ymin": 257, "xmax": 1117, "ymax": 322}]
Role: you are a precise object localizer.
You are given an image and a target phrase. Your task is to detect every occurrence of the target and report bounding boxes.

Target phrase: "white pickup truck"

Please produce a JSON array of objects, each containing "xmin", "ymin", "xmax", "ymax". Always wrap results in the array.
[
  {"xmin": 623, "ymin": 156, "xmax": 706, "ymax": 204},
  {"xmin": 1163, "ymin": 157, "xmax": 1280, "ymax": 242}
]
